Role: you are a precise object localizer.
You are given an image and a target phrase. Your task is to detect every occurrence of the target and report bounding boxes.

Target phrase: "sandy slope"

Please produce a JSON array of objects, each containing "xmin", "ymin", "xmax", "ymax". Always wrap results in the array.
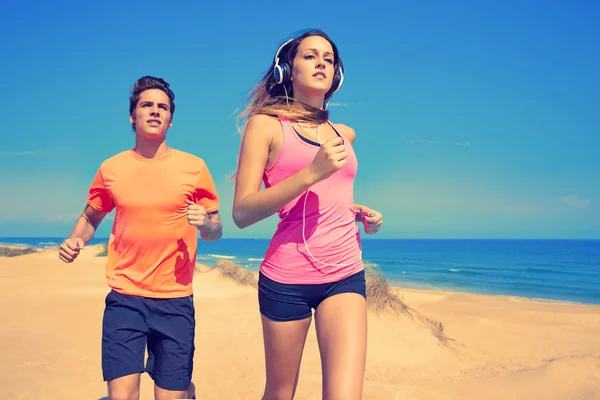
[{"xmin": 0, "ymin": 246, "xmax": 599, "ymax": 399}]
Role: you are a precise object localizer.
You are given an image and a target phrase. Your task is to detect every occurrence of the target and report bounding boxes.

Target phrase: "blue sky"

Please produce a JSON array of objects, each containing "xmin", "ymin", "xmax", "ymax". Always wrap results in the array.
[{"xmin": 0, "ymin": 1, "xmax": 598, "ymax": 239}]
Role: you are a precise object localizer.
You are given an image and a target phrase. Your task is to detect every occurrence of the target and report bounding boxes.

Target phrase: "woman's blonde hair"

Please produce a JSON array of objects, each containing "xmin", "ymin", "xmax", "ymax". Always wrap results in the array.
[{"xmin": 235, "ymin": 29, "xmax": 343, "ymax": 135}]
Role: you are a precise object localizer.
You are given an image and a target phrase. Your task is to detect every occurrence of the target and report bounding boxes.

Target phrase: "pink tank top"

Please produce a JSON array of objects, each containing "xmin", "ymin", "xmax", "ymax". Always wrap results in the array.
[{"xmin": 260, "ymin": 116, "xmax": 364, "ymax": 284}]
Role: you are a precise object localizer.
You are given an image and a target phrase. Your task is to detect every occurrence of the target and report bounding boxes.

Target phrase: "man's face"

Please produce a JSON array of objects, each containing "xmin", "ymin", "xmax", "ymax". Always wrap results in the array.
[{"xmin": 130, "ymin": 89, "xmax": 173, "ymax": 138}]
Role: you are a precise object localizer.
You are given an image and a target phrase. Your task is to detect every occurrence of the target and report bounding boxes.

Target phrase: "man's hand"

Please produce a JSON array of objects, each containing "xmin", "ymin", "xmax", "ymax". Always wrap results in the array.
[
  {"xmin": 186, "ymin": 200, "xmax": 222, "ymax": 241},
  {"xmin": 186, "ymin": 200, "xmax": 210, "ymax": 229},
  {"xmin": 59, "ymin": 238, "xmax": 85, "ymax": 263}
]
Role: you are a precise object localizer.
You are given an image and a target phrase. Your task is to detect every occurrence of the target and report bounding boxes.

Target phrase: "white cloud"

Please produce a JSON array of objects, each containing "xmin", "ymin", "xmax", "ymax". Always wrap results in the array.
[
  {"xmin": 403, "ymin": 139, "xmax": 473, "ymax": 146},
  {"xmin": 327, "ymin": 102, "xmax": 349, "ymax": 107},
  {"xmin": 43, "ymin": 213, "xmax": 83, "ymax": 222},
  {"xmin": 42, "ymin": 212, "xmax": 115, "ymax": 223},
  {"xmin": 0, "ymin": 146, "xmax": 70, "ymax": 157},
  {"xmin": 560, "ymin": 195, "xmax": 591, "ymax": 208},
  {"xmin": 0, "ymin": 150, "xmax": 44, "ymax": 157},
  {"xmin": 405, "ymin": 139, "xmax": 437, "ymax": 145}
]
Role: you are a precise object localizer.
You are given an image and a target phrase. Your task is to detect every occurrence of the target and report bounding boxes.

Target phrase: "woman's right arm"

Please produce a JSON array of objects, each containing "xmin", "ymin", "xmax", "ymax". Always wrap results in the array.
[{"xmin": 232, "ymin": 114, "xmax": 347, "ymax": 229}]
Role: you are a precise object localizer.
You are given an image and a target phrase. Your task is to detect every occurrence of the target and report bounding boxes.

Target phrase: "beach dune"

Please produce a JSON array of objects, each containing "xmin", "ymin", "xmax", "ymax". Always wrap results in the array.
[{"xmin": 1, "ymin": 246, "xmax": 599, "ymax": 399}]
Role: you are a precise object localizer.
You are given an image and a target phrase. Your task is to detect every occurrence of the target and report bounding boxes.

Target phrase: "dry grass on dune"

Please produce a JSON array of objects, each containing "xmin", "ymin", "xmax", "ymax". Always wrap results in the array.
[
  {"xmin": 365, "ymin": 264, "xmax": 450, "ymax": 345},
  {"xmin": 365, "ymin": 265, "xmax": 411, "ymax": 315},
  {"xmin": 214, "ymin": 260, "xmax": 258, "ymax": 288},
  {"xmin": 95, "ymin": 243, "xmax": 108, "ymax": 257},
  {"xmin": 194, "ymin": 264, "xmax": 212, "ymax": 273},
  {"xmin": 199, "ymin": 258, "xmax": 449, "ymax": 344},
  {"xmin": 0, "ymin": 245, "xmax": 38, "ymax": 257}
]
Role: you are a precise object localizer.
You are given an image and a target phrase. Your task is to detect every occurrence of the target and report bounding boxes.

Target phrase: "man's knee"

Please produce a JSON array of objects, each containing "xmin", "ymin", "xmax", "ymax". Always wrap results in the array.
[
  {"xmin": 186, "ymin": 381, "xmax": 196, "ymax": 398},
  {"xmin": 154, "ymin": 383, "xmax": 194, "ymax": 400},
  {"xmin": 108, "ymin": 389, "xmax": 139, "ymax": 400},
  {"xmin": 107, "ymin": 375, "xmax": 141, "ymax": 400}
]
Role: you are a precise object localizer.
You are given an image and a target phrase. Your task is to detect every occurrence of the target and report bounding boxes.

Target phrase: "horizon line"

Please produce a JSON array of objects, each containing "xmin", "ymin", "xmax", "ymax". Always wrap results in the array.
[{"xmin": 1, "ymin": 236, "xmax": 599, "ymax": 241}]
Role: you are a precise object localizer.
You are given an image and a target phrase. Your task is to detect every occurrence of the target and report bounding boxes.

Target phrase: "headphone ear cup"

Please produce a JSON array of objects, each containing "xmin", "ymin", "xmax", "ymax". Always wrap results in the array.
[
  {"xmin": 280, "ymin": 62, "xmax": 291, "ymax": 86},
  {"xmin": 332, "ymin": 67, "xmax": 344, "ymax": 92},
  {"xmin": 273, "ymin": 64, "xmax": 284, "ymax": 84},
  {"xmin": 273, "ymin": 62, "xmax": 291, "ymax": 86}
]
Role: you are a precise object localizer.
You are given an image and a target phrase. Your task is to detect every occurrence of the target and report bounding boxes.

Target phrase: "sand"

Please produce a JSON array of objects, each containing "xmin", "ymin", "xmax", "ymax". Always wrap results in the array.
[{"xmin": 1, "ymin": 245, "xmax": 599, "ymax": 399}]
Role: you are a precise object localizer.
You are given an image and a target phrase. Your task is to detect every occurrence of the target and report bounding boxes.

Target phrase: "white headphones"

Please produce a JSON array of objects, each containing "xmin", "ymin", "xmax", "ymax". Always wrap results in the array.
[{"xmin": 301, "ymin": 189, "xmax": 363, "ymax": 268}]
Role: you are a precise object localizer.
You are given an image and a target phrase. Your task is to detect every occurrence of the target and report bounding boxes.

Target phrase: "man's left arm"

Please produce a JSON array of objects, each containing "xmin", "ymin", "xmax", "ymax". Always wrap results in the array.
[{"xmin": 186, "ymin": 200, "xmax": 223, "ymax": 242}]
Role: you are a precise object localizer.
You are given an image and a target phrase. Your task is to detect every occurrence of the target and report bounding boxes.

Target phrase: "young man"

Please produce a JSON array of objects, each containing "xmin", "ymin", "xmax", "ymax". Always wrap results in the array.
[{"xmin": 58, "ymin": 76, "xmax": 222, "ymax": 400}]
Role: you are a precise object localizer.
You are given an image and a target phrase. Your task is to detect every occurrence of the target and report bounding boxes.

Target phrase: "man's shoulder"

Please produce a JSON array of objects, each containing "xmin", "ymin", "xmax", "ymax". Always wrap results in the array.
[
  {"xmin": 98, "ymin": 150, "xmax": 133, "ymax": 169},
  {"xmin": 172, "ymin": 149, "xmax": 208, "ymax": 167}
]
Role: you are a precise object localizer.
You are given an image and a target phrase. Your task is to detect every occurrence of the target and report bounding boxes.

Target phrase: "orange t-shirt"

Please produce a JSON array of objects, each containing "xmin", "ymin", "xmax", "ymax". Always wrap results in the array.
[{"xmin": 86, "ymin": 148, "xmax": 219, "ymax": 298}]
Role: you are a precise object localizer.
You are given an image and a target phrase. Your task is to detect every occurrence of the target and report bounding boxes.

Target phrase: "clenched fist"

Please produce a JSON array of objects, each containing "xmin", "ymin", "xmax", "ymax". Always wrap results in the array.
[
  {"xmin": 59, "ymin": 237, "xmax": 85, "ymax": 263},
  {"xmin": 360, "ymin": 207, "xmax": 383, "ymax": 235},
  {"xmin": 186, "ymin": 200, "xmax": 210, "ymax": 230},
  {"xmin": 307, "ymin": 137, "xmax": 348, "ymax": 183}
]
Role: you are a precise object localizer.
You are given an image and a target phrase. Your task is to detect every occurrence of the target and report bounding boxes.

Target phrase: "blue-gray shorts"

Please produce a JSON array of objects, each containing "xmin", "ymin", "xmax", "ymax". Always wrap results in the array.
[
  {"xmin": 101, "ymin": 290, "xmax": 195, "ymax": 391},
  {"xmin": 258, "ymin": 270, "xmax": 367, "ymax": 322}
]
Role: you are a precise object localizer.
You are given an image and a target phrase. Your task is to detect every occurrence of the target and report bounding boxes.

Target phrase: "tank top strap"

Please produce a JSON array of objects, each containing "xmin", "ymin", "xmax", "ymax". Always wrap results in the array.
[{"xmin": 277, "ymin": 115, "xmax": 296, "ymax": 141}]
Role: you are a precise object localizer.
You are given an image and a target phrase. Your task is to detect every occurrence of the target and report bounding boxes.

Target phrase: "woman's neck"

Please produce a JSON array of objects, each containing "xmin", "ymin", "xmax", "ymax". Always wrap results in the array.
[{"xmin": 293, "ymin": 92, "xmax": 325, "ymax": 110}]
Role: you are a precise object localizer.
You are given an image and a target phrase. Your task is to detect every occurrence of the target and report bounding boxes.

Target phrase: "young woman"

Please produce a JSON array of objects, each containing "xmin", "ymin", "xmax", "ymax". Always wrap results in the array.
[{"xmin": 232, "ymin": 29, "xmax": 383, "ymax": 400}]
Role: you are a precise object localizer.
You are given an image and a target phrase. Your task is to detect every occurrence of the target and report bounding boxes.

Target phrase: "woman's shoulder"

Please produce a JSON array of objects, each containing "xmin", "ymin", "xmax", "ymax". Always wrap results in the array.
[
  {"xmin": 244, "ymin": 114, "xmax": 283, "ymax": 137},
  {"xmin": 248, "ymin": 113, "xmax": 281, "ymax": 125}
]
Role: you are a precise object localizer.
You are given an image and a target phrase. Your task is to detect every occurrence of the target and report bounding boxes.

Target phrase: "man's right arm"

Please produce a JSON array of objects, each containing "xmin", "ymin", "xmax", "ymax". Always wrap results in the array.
[
  {"xmin": 59, "ymin": 205, "xmax": 109, "ymax": 263},
  {"xmin": 69, "ymin": 205, "xmax": 108, "ymax": 243}
]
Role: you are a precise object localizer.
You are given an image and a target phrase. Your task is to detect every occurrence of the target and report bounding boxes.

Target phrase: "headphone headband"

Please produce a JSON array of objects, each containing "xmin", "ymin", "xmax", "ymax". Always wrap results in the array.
[{"xmin": 273, "ymin": 38, "xmax": 295, "ymax": 64}]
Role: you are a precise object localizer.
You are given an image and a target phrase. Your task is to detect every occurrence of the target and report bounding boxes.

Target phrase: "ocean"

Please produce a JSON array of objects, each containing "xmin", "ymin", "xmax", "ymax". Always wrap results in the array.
[{"xmin": 2, "ymin": 237, "xmax": 599, "ymax": 305}]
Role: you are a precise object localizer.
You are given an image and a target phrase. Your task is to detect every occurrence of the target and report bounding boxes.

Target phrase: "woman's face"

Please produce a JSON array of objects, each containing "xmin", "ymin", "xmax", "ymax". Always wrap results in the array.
[{"xmin": 291, "ymin": 35, "xmax": 336, "ymax": 96}]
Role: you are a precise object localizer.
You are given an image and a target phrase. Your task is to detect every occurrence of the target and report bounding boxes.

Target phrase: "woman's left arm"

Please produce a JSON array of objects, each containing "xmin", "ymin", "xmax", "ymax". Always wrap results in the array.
[{"xmin": 353, "ymin": 204, "xmax": 383, "ymax": 234}]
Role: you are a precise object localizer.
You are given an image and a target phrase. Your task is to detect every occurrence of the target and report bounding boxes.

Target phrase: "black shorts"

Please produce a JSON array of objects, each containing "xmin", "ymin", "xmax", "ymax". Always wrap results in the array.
[
  {"xmin": 101, "ymin": 290, "xmax": 195, "ymax": 391},
  {"xmin": 258, "ymin": 270, "xmax": 367, "ymax": 322}
]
